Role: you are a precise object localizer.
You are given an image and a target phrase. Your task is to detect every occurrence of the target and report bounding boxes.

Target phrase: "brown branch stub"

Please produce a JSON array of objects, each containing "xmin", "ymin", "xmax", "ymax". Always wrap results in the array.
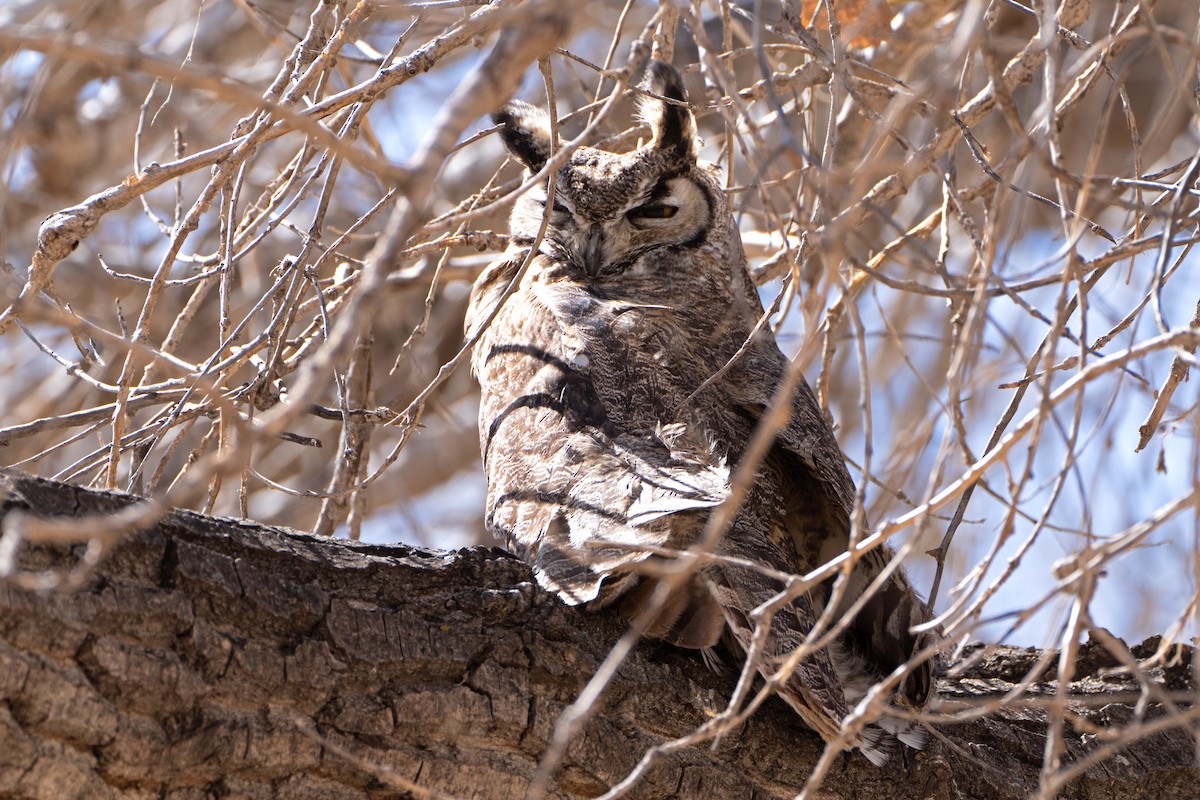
[{"xmin": 1, "ymin": 469, "xmax": 1198, "ymax": 800}]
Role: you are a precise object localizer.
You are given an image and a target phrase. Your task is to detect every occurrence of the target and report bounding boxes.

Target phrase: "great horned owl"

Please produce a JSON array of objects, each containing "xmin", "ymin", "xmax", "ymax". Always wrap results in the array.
[{"xmin": 466, "ymin": 60, "xmax": 933, "ymax": 763}]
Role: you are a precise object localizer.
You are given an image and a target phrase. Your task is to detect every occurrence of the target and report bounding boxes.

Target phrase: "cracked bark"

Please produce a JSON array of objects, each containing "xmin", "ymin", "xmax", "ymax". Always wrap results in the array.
[{"xmin": 0, "ymin": 469, "xmax": 1196, "ymax": 800}]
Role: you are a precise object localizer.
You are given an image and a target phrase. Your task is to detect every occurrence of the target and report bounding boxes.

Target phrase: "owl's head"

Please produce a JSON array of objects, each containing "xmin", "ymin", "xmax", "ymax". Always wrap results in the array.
[{"xmin": 493, "ymin": 61, "xmax": 726, "ymax": 278}]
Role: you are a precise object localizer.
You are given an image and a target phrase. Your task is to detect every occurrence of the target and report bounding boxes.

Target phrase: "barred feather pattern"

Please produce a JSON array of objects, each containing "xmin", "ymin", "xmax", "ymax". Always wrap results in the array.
[{"xmin": 468, "ymin": 60, "xmax": 934, "ymax": 763}]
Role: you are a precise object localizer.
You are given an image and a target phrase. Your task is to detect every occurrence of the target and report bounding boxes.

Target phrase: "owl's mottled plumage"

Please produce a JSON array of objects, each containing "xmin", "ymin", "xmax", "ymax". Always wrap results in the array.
[{"xmin": 467, "ymin": 61, "xmax": 933, "ymax": 763}]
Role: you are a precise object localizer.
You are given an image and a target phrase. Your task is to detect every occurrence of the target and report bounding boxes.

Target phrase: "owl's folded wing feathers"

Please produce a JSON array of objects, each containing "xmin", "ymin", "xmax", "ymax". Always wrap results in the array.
[{"xmin": 728, "ymin": 337, "xmax": 935, "ymax": 712}]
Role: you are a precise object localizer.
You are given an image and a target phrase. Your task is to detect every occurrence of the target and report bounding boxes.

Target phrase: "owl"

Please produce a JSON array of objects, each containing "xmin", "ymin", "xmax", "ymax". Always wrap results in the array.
[{"xmin": 466, "ymin": 60, "xmax": 933, "ymax": 763}]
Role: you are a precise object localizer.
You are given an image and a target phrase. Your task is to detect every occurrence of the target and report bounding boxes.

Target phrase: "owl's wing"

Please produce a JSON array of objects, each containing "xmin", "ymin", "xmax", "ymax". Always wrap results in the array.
[
  {"xmin": 469, "ymin": 254, "xmax": 729, "ymax": 618},
  {"xmin": 727, "ymin": 339, "xmax": 858, "ymax": 524},
  {"xmin": 704, "ymin": 517, "xmax": 885, "ymax": 755},
  {"xmin": 727, "ymin": 338, "xmax": 934, "ymax": 711}
]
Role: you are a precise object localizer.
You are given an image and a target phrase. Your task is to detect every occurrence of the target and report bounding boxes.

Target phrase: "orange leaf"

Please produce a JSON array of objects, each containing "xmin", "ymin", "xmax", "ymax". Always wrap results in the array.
[{"xmin": 798, "ymin": 0, "xmax": 895, "ymax": 49}]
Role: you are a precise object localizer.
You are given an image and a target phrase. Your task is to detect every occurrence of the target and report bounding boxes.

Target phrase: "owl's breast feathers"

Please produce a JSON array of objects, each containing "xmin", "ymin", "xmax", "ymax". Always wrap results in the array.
[{"xmin": 467, "ymin": 252, "xmax": 731, "ymax": 613}]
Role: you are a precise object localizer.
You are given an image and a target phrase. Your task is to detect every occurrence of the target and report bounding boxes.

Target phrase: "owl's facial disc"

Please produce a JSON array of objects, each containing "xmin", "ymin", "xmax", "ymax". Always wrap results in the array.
[{"xmin": 537, "ymin": 172, "xmax": 711, "ymax": 277}]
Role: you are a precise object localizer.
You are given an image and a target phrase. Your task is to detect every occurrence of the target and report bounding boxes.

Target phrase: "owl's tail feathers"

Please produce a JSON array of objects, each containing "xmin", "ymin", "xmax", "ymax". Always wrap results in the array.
[
  {"xmin": 824, "ymin": 634, "xmax": 931, "ymax": 761},
  {"xmin": 878, "ymin": 714, "xmax": 927, "ymax": 750},
  {"xmin": 845, "ymin": 579, "xmax": 939, "ymax": 756},
  {"xmin": 851, "ymin": 576, "xmax": 938, "ymax": 709},
  {"xmin": 882, "ymin": 644, "xmax": 935, "ymax": 753},
  {"xmin": 856, "ymin": 728, "xmax": 893, "ymax": 767}
]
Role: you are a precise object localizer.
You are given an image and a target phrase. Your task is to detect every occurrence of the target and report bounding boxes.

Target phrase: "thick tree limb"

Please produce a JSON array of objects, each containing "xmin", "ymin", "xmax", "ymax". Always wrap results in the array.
[{"xmin": 0, "ymin": 469, "xmax": 1195, "ymax": 799}]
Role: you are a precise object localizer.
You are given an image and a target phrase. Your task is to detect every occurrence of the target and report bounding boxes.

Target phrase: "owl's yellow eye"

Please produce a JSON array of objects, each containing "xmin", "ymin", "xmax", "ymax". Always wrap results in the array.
[{"xmin": 629, "ymin": 203, "xmax": 677, "ymax": 219}]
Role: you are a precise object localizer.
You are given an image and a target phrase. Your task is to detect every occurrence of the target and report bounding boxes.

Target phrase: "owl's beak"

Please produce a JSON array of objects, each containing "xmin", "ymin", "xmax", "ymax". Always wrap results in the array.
[{"xmin": 582, "ymin": 226, "xmax": 605, "ymax": 275}]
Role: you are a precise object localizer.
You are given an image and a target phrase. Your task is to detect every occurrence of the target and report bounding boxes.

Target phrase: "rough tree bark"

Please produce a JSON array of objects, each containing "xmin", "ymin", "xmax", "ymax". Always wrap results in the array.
[{"xmin": 0, "ymin": 469, "xmax": 1195, "ymax": 799}]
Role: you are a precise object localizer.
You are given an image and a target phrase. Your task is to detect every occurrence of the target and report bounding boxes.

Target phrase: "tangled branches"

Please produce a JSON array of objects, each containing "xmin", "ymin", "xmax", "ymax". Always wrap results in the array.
[{"xmin": 1, "ymin": 1, "xmax": 1198, "ymax": 797}]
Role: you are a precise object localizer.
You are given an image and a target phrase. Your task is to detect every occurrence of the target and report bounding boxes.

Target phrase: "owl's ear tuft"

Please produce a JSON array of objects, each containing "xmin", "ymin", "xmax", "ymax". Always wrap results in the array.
[
  {"xmin": 638, "ymin": 60, "xmax": 697, "ymax": 161},
  {"xmin": 493, "ymin": 101, "xmax": 554, "ymax": 173}
]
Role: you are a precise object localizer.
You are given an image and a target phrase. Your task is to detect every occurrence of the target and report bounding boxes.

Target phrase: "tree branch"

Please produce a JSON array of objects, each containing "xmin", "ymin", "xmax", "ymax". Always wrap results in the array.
[{"xmin": 0, "ymin": 469, "xmax": 1195, "ymax": 799}]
